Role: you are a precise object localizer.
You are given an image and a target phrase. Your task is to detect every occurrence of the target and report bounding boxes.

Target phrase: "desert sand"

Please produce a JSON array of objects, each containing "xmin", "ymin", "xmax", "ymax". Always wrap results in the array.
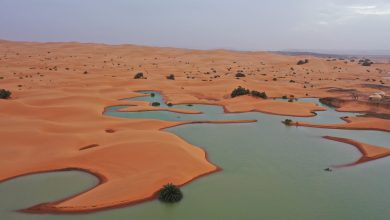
[
  {"xmin": 324, "ymin": 136, "xmax": 390, "ymax": 167},
  {"xmin": 296, "ymin": 116, "xmax": 390, "ymax": 132},
  {"xmin": 0, "ymin": 40, "xmax": 389, "ymax": 212}
]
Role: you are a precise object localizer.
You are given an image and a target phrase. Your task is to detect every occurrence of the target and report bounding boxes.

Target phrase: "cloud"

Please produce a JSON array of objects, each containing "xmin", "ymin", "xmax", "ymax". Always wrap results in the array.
[
  {"xmin": 348, "ymin": 4, "xmax": 390, "ymax": 15},
  {"xmin": 349, "ymin": 5, "xmax": 376, "ymax": 10}
]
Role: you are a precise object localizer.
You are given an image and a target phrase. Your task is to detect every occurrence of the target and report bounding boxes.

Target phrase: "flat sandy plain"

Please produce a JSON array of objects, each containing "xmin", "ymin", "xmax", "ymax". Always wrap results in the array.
[{"xmin": 0, "ymin": 40, "xmax": 389, "ymax": 212}]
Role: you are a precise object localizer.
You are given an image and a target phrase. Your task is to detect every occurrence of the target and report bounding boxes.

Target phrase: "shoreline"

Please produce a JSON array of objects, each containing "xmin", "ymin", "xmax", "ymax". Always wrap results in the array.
[
  {"xmin": 12, "ymin": 117, "xmax": 257, "ymax": 214},
  {"xmin": 296, "ymin": 116, "xmax": 390, "ymax": 132},
  {"xmin": 323, "ymin": 136, "xmax": 390, "ymax": 167}
]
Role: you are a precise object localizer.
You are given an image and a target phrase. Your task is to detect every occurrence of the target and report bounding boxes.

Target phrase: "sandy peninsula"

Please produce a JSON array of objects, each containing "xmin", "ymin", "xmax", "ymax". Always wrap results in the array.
[{"xmin": 0, "ymin": 40, "xmax": 389, "ymax": 213}]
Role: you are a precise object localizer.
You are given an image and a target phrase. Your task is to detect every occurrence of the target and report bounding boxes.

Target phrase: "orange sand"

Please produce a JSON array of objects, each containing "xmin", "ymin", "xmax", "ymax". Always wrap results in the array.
[
  {"xmin": 0, "ymin": 40, "xmax": 389, "ymax": 213},
  {"xmin": 297, "ymin": 116, "xmax": 390, "ymax": 132},
  {"xmin": 324, "ymin": 136, "xmax": 390, "ymax": 167}
]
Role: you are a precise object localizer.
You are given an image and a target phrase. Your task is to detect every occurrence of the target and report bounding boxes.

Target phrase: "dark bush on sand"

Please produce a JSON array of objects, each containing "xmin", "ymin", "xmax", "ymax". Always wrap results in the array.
[
  {"xmin": 231, "ymin": 86, "xmax": 250, "ymax": 98},
  {"xmin": 134, "ymin": 72, "xmax": 144, "ymax": 79},
  {"xmin": 166, "ymin": 74, "xmax": 175, "ymax": 80},
  {"xmin": 0, "ymin": 89, "xmax": 11, "ymax": 99},
  {"xmin": 158, "ymin": 183, "xmax": 183, "ymax": 203}
]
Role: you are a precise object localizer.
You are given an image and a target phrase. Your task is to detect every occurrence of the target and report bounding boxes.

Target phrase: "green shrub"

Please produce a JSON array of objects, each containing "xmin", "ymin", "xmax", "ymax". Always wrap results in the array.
[
  {"xmin": 150, "ymin": 93, "xmax": 155, "ymax": 97},
  {"xmin": 282, "ymin": 119, "xmax": 293, "ymax": 126},
  {"xmin": 158, "ymin": 183, "xmax": 183, "ymax": 203},
  {"xmin": 231, "ymin": 86, "xmax": 250, "ymax": 98},
  {"xmin": 134, "ymin": 72, "xmax": 144, "ymax": 79},
  {"xmin": 0, "ymin": 89, "xmax": 11, "ymax": 99},
  {"xmin": 282, "ymin": 95, "xmax": 288, "ymax": 99},
  {"xmin": 167, "ymin": 103, "xmax": 173, "ymax": 107},
  {"xmin": 251, "ymin": 90, "xmax": 267, "ymax": 99},
  {"xmin": 151, "ymin": 102, "xmax": 160, "ymax": 106}
]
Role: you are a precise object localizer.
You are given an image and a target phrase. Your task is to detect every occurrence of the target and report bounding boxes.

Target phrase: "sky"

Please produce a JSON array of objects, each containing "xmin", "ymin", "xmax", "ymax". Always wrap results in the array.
[{"xmin": 0, "ymin": 0, "xmax": 389, "ymax": 51}]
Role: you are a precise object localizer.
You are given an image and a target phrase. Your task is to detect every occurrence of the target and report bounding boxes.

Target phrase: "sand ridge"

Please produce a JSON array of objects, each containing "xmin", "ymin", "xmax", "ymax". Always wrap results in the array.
[
  {"xmin": 296, "ymin": 116, "xmax": 390, "ymax": 132},
  {"xmin": 324, "ymin": 136, "xmax": 390, "ymax": 167}
]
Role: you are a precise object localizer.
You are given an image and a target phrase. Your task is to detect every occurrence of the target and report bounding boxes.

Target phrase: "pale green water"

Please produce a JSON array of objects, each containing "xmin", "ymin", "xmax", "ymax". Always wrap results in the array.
[{"xmin": 1, "ymin": 91, "xmax": 390, "ymax": 220}]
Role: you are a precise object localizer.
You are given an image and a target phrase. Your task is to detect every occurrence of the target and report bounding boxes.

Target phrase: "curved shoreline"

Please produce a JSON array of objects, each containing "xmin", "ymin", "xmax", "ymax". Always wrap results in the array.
[
  {"xmin": 9, "ymin": 118, "xmax": 256, "ymax": 214},
  {"xmin": 296, "ymin": 116, "xmax": 390, "ymax": 132},
  {"xmin": 323, "ymin": 136, "xmax": 390, "ymax": 167}
]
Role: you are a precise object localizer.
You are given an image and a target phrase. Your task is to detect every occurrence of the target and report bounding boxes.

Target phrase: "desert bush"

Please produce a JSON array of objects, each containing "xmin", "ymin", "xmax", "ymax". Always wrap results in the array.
[
  {"xmin": 231, "ymin": 86, "xmax": 250, "ymax": 98},
  {"xmin": 158, "ymin": 183, "xmax": 183, "ymax": 203},
  {"xmin": 361, "ymin": 59, "xmax": 373, "ymax": 66},
  {"xmin": 282, "ymin": 119, "xmax": 293, "ymax": 126},
  {"xmin": 167, "ymin": 103, "xmax": 173, "ymax": 107},
  {"xmin": 297, "ymin": 59, "xmax": 309, "ymax": 65},
  {"xmin": 151, "ymin": 102, "xmax": 160, "ymax": 106},
  {"xmin": 166, "ymin": 74, "xmax": 175, "ymax": 80},
  {"xmin": 0, "ymin": 89, "xmax": 11, "ymax": 99},
  {"xmin": 235, "ymin": 72, "xmax": 246, "ymax": 78},
  {"xmin": 134, "ymin": 72, "xmax": 144, "ymax": 79},
  {"xmin": 251, "ymin": 90, "xmax": 267, "ymax": 99}
]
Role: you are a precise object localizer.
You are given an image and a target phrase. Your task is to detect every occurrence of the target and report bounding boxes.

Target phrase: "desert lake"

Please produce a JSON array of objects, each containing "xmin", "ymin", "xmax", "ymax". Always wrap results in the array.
[{"xmin": 1, "ymin": 91, "xmax": 389, "ymax": 220}]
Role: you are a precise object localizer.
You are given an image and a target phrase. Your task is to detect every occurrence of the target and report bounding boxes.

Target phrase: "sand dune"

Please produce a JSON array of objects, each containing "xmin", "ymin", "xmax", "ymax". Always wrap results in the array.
[{"xmin": 0, "ymin": 40, "xmax": 389, "ymax": 212}]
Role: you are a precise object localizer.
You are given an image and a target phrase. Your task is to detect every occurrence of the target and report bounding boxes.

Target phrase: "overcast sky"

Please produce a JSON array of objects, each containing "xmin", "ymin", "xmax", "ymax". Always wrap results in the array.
[{"xmin": 0, "ymin": 0, "xmax": 389, "ymax": 51}]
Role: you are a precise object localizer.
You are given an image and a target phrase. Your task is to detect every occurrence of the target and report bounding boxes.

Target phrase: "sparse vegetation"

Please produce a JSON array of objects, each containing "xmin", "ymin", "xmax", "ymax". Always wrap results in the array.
[
  {"xmin": 150, "ymin": 93, "xmax": 155, "ymax": 97},
  {"xmin": 231, "ymin": 86, "xmax": 267, "ymax": 99},
  {"xmin": 0, "ymin": 89, "xmax": 11, "ymax": 99},
  {"xmin": 158, "ymin": 183, "xmax": 183, "ymax": 203}
]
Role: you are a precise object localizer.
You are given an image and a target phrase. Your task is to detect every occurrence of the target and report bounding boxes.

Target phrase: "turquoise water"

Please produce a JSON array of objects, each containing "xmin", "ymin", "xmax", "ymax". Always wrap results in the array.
[{"xmin": 1, "ymin": 91, "xmax": 390, "ymax": 220}]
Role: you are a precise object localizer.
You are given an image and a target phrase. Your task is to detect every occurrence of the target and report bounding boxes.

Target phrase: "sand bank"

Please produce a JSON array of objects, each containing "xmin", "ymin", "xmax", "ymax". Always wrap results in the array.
[
  {"xmin": 324, "ymin": 136, "xmax": 390, "ymax": 167},
  {"xmin": 296, "ymin": 116, "xmax": 390, "ymax": 132}
]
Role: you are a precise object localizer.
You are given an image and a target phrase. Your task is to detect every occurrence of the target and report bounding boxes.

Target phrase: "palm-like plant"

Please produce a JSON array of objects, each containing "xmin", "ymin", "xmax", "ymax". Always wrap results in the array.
[{"xmin": 158, "ymin": 183, "xmax": 183, "ymax": 203}]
